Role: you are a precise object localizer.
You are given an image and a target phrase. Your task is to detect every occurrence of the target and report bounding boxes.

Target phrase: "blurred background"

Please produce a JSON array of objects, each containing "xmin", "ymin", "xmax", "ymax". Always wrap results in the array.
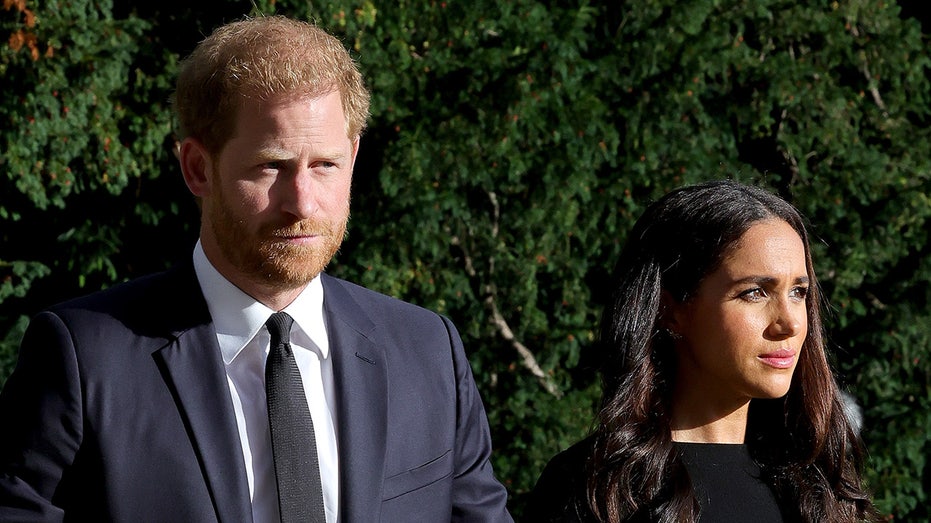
[{"xmin": 2, "ymin": 0, "xmax": 929, "ymax": 520}]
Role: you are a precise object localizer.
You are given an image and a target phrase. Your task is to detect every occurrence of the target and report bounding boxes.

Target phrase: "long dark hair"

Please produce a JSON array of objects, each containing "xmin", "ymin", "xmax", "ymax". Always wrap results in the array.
[{"xmin": 587, "ymin": 179, "xmax": 877, "ymax": 522}]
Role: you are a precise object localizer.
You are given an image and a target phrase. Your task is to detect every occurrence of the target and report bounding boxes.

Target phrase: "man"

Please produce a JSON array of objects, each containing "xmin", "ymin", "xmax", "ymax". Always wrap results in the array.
[{"xmin": 0, "ymin": 16, "xmax": 513, "ymax": 522}]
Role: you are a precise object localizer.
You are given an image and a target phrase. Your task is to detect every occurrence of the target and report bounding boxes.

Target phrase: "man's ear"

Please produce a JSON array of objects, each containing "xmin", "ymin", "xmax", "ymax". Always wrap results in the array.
[
  {"xmin": 349, "ymin": 136, "xmax": 361, "ymax": 171},
  {"xmin": 179, "ymin": 137, "xmax": 213, "ymax": 197}
]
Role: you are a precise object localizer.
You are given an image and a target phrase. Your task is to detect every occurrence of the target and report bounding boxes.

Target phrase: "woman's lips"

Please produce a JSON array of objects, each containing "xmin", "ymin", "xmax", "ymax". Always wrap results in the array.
[{"xmin": 759, "ymin": 349, "xmax": 796, "ymax": 369}]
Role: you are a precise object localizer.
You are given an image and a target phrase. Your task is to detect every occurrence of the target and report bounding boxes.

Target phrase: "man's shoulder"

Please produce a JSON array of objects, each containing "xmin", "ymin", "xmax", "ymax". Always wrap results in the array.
[
  {"xmin": 42, "ymin": 264, "xmax": 206, "ymax": 338},
  {"xmin": 50, "ymin": 265, "xmax": 194, "ymax": 314},
  {"xmin": 319, "ymin": 273, "xmax": 462, "ymax": 351},
  {"xmin": 320, "ymin": 273, "xmax": 441, "ymax": 319}
]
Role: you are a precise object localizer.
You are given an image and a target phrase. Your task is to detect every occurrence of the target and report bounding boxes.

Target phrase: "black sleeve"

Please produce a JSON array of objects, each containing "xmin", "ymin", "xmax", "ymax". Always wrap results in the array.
[{"xmin": 523, "ymin": 437, "xmax": 599, "ymax": 523}]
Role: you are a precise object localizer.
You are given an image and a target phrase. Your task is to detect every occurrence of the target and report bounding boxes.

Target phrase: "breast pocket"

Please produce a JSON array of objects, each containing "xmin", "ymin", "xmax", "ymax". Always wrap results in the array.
[{"xmin": 382, "ymin": 449, "xmax": 454, "ymax": 501}]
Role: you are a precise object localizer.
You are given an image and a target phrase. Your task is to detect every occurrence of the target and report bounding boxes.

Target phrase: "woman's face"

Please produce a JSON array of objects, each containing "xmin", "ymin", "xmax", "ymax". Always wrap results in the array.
[{"xmin": 669, "ymin": 218, "xmax": 809, "ymax": 406}]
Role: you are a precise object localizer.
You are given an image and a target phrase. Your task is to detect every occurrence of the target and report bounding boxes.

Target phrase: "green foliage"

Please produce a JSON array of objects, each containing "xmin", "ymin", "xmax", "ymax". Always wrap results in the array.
[
  {"xmin": 1, "ymin": 0, "xmax": 190, "ymax": 303},
  {"xmin": 1, "ymin": 0, "xmax": 930, "ymax": 520},
  {"xmin": 2, "ymin": 0, "xmax": 150, "ymax": 209},
  {"xmin": 301, "ymin": 2, "xmax": 627, "ymax": 507}
]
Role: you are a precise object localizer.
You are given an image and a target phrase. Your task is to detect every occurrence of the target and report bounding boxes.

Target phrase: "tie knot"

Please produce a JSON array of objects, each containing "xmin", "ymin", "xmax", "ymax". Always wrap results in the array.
[{"xmin": 266, "ymin": 311, "xmax": 294, "ymax": 347}]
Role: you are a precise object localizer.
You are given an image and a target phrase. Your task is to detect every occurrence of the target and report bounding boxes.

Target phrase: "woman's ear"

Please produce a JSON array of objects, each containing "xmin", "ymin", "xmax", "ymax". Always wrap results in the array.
[
  {"xmin": 179, "ymin": 137, "xmax": 213, "ymax": 197},
  {"xmin": 660, "ymin": 290, "xmax": 683, "ymax": 337}
]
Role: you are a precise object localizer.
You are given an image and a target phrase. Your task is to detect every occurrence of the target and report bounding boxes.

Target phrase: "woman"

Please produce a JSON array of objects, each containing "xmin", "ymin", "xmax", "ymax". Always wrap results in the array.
[{"xmin": 527, "ymin": 180, "xmax": 878, "ymax": 522}]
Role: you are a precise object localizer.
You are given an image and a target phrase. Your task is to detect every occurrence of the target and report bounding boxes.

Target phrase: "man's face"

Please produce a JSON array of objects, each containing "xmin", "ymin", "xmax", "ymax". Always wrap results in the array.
[{"xmin": 197, "ymin": 90, "xmax": 358, "ymax": 296}]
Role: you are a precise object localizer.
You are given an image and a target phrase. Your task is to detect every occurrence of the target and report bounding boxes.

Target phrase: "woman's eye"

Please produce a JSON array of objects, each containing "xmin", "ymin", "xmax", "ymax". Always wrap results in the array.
[
  {"xmin": 790, "ymin": 286, "xmax": 809, "ymax": 300},
  {"xmin": 739, "ymin": 288, "xmax": 766, "ymax": 301}
]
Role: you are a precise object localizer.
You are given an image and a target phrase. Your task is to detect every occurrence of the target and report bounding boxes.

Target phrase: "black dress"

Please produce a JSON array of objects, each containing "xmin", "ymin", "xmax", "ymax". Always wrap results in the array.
[
  {"xmin": 524, "ymin": 437, "xmax": 786, "ymax": 522},
  {"xmin": 676, "ymin": 442, "xmax": 784, "ymax": 522}
]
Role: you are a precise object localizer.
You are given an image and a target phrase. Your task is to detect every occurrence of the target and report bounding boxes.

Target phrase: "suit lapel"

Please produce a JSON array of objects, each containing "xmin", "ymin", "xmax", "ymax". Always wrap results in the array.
[
  {"xmin": 151, "ymin": 268, "xmax": 390, "ymax": 522},
  {"xmin": 322, "ymin": 275, "xmax": 388, "ymax": 522},
  {"xmin": 152, "ymin": 265, "xmax": 253, "ymax": 523}
]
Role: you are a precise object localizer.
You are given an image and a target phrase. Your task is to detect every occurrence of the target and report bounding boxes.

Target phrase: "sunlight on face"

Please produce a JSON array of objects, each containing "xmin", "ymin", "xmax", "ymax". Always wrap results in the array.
[
  {"xmin": 671, "ymin": 219, "xmax": 809, "ymax": 406},
  {"xmin": 201, "ymin": 91, "xmax": 357, "ymax": 294}
]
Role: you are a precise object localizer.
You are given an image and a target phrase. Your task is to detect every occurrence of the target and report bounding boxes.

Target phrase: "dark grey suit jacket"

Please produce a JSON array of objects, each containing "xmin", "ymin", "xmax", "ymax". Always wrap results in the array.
[{"xmin": 0, "ymin": 263, "xmax": 512, "ymax": 522}]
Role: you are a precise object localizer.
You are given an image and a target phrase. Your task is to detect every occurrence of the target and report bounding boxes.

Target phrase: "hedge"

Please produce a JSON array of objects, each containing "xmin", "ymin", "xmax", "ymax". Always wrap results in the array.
[{"xmin": 2, "ymin": 1, "xmax": 929, "ymax": 519}]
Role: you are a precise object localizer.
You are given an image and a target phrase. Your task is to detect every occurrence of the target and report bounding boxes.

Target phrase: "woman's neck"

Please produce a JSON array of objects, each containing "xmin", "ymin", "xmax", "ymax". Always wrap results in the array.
[{"xmin": 669, "ymin": 386, "xmax": 751, "ymax": 444}]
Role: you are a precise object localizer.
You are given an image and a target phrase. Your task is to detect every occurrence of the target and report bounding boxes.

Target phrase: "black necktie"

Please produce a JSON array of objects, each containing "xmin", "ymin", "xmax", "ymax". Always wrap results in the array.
[{"xmin": 265, "ymin": 311, "xmax": 326, "ymax": 523}]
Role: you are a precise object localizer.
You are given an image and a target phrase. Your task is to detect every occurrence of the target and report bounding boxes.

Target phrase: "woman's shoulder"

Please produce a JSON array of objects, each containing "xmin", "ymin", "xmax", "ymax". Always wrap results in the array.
[
  {"xmin": 524, "ymin": 435, "xmax": 599, "ymax": 522},
  {"xmin": 541, "ymin": 435, "xmax": 596, "ymax": 477}
]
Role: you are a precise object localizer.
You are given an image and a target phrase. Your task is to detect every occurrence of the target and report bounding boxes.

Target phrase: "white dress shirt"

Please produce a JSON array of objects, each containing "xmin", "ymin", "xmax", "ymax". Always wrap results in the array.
[{"xmin": 193, "ymin": 242, "xmax": 339, "ymax": 523}]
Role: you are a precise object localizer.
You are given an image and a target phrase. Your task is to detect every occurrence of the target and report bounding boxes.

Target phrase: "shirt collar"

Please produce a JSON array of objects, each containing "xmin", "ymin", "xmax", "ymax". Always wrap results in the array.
[{"xmin": 192, "ymin": 241, "xmax": 329, "ymax": 365}]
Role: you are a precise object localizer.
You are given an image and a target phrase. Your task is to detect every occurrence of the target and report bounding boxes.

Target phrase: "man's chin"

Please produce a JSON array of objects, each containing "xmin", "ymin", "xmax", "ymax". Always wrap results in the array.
[
  {"xmin": 262, "ymin": 273, "xmax": 320, "ymax": 291},
  {"xmin": 257, "ymin": 251, "xmax": 333, "ymax": 286}
]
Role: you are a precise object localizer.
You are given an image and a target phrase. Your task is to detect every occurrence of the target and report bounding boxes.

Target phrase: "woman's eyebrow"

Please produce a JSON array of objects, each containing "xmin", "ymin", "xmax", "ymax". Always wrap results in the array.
[{"xmin": 732, "ymin": 275, "xmax": 810, "ymax": 285}]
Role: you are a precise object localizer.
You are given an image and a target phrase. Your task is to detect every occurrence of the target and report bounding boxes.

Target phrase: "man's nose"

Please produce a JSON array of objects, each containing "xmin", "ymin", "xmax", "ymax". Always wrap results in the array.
[{"xmin": 279, "ymin": 167, "xmax": 319, "ymax": 219}]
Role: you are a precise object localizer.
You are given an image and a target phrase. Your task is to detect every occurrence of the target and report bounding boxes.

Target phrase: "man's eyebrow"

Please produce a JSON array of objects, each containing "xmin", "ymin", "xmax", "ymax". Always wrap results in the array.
[
  {"xmin": 253, "ymin": 147, "xmax": 294, "ymax": 161},
  {"xmin": 252, "ymin": 147, "xmax": 349, "ymax": 162}
]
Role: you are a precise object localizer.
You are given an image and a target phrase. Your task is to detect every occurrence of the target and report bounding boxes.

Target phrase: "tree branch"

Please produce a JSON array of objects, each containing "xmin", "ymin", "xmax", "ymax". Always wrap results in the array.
[
  {"xmin": 449, "ymin": 190, "xmax": 563, "ymax": 397},
  {"xmin": 847, "ymin": 22, "xmax": 887, "ymax": 112}
]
